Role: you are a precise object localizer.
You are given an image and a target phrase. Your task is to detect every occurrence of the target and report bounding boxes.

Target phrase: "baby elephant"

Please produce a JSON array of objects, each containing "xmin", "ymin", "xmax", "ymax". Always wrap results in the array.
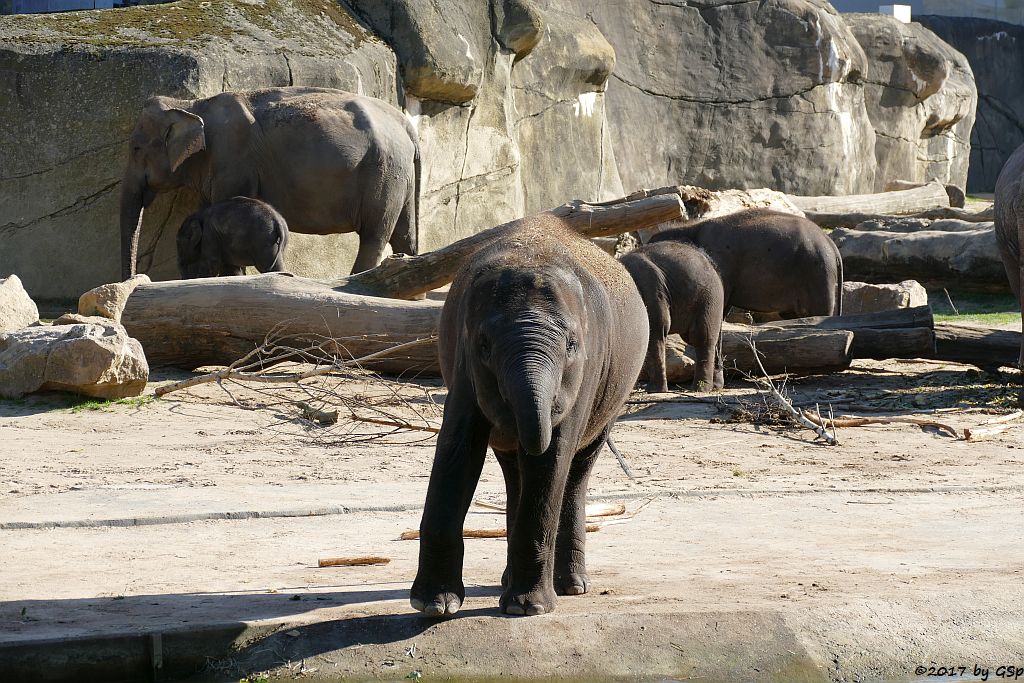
[
  {"xmin": 621, "ymin": 242, "xmax": 725, "ymax": 393},
  {"xmin": 176, "ymin": 197, "xmax": 288, "ymax": 278},
  {"xmin": 649, "ymin": 208, "xmax": 843, "ymax": 319},
  {"xmin": 411, "ymin": 215, "xmax": 648, "ymax": 617}
]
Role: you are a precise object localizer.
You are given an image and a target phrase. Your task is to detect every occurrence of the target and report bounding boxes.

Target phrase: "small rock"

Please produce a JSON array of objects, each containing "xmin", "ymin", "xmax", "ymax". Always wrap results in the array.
[
  {"xmin": 0, "ymin": 320, "xmax": 149, "ymax": 399},
  {"xmin": 842, "ymin": 280, "xmax": 927, "ymax": 315},
  {"xmin": 78, "ymin": 274, "xmax": 150, "ymax": 323},
  {"xmin": 0, "ymin": 275, "xmax": 40, "ymax": 333}
]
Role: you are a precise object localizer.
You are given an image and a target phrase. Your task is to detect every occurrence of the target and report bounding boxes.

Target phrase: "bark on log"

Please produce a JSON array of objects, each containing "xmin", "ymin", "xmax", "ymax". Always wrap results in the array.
[
  {"xmin": 805, "ymin": 206, "xmax": 994, "ymax": 229},
  {"xmin": 337, "ymin": 192, "xmax": 685, "ymax": 300},
  {"xmin": 883, "ymin": 179, "xmax": 965, "ymax": 208},
  {"xmin": 830, "ymin": 227, "xmax": 1009, "ymax": 291},
  {"xmin": 757, "ymin": 306, "xmax": 936, "ymax": 360},
  {"xmin": 933, "ymin": 323, "xmax": 1022, "ymax": 368},
  {"xmin": 122, "ymin": 274, "xmax": 445, "ymax": 371},
  {"xmin": 790, "ymin": 181, "xmax": 949, "ymax": 216},
  {"xmin": 662, "ymin": 326, "xmax": 854, "ymax": 383}
]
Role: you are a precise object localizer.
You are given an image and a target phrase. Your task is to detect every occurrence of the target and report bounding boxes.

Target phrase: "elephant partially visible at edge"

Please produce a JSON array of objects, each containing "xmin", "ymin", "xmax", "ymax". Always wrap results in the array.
[
  {"xmin": 993, "ymin": 142, "xmax": 1024, "ymax": 405},
  {"xmin": 177, "ymin": 197, "xmax": 288, "ymax": 279},
  {"xmin": 120, "ymin": 87, "xmax": 420, "ymax": 280}
]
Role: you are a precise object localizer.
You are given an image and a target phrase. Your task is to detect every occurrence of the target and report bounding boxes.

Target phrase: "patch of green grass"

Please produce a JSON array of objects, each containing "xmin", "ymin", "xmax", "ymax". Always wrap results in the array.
[
  {"xmin": 928, "ymin": 289, "xmax": 1020, "ymax": 326},
  {"xmin": 69, "ymin": 395, "xmax": 155, "ymax": 413}
]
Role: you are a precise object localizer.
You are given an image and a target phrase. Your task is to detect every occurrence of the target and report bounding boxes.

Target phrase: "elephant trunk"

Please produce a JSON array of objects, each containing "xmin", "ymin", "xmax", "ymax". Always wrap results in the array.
[
  {"xmin": 119, "ymin": 176, "xmax": 147, "ymax": 280},
  {"xmin": 500, "ymin": 348, "xmax": 558, "ymax": 456}
]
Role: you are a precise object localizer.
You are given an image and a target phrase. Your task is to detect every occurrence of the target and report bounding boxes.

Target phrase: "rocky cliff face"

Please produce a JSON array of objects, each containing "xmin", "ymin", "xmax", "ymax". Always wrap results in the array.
[
  {"xmin": 917, "ymin": 15, "xmax": 1024, "ymax": 192},
  {"xmin": 846, "ymin": 14, "xmax": 976, "ymax": 192},
  {"xmin": 0, "ymin": 0, "xmax": 978, "ymax": 300}
]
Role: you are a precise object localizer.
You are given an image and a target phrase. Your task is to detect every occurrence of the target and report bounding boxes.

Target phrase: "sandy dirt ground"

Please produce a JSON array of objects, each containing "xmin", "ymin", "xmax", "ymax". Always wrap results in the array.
[{"xmin": 1, "ymin": 353, "xmax": 1023, "ymax": 682}]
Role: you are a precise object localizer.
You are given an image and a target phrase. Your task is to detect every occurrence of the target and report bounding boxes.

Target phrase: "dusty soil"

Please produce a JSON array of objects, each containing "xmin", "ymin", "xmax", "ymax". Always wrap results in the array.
[{"xmin": 1, "ymin": 353, "xmax": 1022, "ymax": 682}]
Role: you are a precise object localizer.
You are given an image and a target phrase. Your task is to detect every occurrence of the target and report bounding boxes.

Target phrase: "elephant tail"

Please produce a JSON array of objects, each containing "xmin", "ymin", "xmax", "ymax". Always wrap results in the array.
[
  {"xmin": 413, "ymin": 138, "xmax": 421, "ymax": 247},
  {"xmin": 259, "ymin": 216, "xmax": 289, "ymax": 273}
]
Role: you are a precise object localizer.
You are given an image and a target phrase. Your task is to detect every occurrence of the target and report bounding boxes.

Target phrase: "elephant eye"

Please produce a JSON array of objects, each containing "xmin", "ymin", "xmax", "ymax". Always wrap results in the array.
[
  {"xmin": 479, "ymin": 336, "xmax": 491, "ymax": 356},
  {"xmin": 566, "ymin": 336, "xmax": 578, "ymax": 356}
]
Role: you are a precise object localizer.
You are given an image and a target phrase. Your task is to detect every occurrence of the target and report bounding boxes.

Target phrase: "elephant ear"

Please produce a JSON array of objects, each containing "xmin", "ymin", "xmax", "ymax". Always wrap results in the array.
[{"xmin": 164, "ymin": 108, "xmax": 206, "ymax": 173}]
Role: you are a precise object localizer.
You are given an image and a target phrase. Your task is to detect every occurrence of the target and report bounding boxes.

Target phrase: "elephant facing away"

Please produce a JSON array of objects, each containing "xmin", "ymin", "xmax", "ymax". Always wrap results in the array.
[
  {"xmin": 410, "ymin": 215, "xmax": 648, "ymax": 617},
  {"xmin": 120, "ymin": 87, "xmax": 420, "ymax": 280},
  {"xmin": 648, "ymin": 208, "xmax": 843, "ymax": 320},
  {"xmin": 994, "ymin": 143, "xmax": 1024, "ymax": 404},
  {"xmin": 177, "ymin": 197, "xmax": 288, "ymax": 279},
  {"xmin": 620, "ymin": 241, "xmax": 725, "ymax": 393}
]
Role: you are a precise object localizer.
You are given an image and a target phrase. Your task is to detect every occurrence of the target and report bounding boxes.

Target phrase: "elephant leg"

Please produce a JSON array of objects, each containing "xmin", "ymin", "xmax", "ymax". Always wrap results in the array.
[
  {"xmin": 389, "ymin": 189, "xmax": 418, "ymax": 257},
  {"xmin": 688, "ymin": 319, "xmax": 718, "ymax": 393},
  {"xmin": 494, "ymin": 449, "xmax": 520, "ymax": 591},
  {"xmin": 410, "ymin": 381, "xmax": 491, "ymax": 617},
  {"xmin": 644, "ymin": 297, "xmax": 671, "ymax": 394},
  {"xmin": 554, "ymin": 428, "xmax": 606, "ymax": 597},
  {"xmin": 713, "ymin": 328, "xmax": 725, "ymax": 390},
  {"xmin": 351, "ymin": 195, "xmax": 404, "ymax": 274},
  {"xmin": 501, "ymin": 432, "xmax": 573, "ymax": 616}
]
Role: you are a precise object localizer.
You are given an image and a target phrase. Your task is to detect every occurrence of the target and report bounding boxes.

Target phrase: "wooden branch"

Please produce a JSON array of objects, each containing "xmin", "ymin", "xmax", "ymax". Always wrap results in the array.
[
  {"xmin": 759, "ymin": 306, "xmax": 936, "ymax": 360},
  {"xmin": 802, "ymin": 411, "xmax": 959, "ymax": 438},
  {"xmin": 884, "ymin": 180, "xmax": 965, "ymax": 208},
  {"xmin": 933, "ymin": 323, "xmax": 1022, "ymax": 369},
  {"xmin": 318, "ymin": 556, "xmax": 391, "ymax": 567},
  {"xmin": 338, "ymin": 191, "xmax": 685, "ymax": 300},
  {"xmin": 400, "ymin": 525, "xmax": 601, "ymax": 540},
  {"xmin": 747, "ymin": 338, "xmax": 839, "ymax": 445},
  {"xmin": 964, "ymin": 411, "xmax": 1024, "ymax": 441},
  {"xmin": 789, "ymin": 181, "xmax": 949, "ymax": 216}
]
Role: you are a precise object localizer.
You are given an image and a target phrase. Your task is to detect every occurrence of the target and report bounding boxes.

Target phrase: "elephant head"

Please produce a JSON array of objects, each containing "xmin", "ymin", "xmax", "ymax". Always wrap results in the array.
[
  {"xmin": 464, "ymin": 268, "xmax": 589, "ymax": 456},
  {"xmin": 121, "ymin": 98, "xmax": 206, "ymax": 279},
  {"xmin": 175, "ymin": 213, "xmax": 217, "ymax": 279}
]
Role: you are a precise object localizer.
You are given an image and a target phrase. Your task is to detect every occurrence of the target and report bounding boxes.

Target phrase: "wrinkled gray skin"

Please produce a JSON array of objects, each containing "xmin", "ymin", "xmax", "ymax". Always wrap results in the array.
[
  {"xmin": 177, "ymin": 197, "xmax": 288, "ymax": 278},
  {"xmin": 994, "ymin": 142, "xmax": 1024, "ymax": 405},
  {"xmin": 649, "ymin": 209, "xmax": 843, "ymax": 319},
  {"xmin": 621, "ymin": 242, "xmax": 725, "ymax": 393},
  {"xmin": 120, "ymin": 87, "xmax": 419, "ymax": 280},
  {"xmin": 411, "ymin": 216, "xmax": 648, "ymax": 617}
]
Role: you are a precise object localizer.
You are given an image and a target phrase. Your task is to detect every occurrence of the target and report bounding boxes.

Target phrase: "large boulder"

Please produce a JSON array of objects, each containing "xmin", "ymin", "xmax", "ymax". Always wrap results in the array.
[
  {"xmin": 0, "ymin": 319, "xmax": 148, "ymax": 399},
  {"xmin": 0, "ymin": 274, "xmax": 39, "ymax": 333},
  {"xmin": 845, "ymin": 14, "xmax": 976, "ymax": 192},
  {"xmin": 842, "ymin": 280, "xmax": 928, "ymax": 314},
  {"xmin": 916, "ymin": 16, "xmax": 1024, "ymax": 193},
  {"xmin": 556, "ymin": 0, "xmax": 878, "ymax": 196}
]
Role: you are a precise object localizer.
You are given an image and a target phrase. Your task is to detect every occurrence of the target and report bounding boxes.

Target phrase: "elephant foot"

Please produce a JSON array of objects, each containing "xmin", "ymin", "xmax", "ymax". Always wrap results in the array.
[
  {"xmin": 410, "ymin": 577, "xmax": 464, "ymax": 617},
  {"xmin": 554, "ymin": 571, "xmax": 590, "ymax": 596},
  {"xmin": 500, "ymin": 584, "xmax": 556, "ymax": 616},
  {"xmin": 646, "ymin": 381, "xmax": 669, "ymax": 394}
]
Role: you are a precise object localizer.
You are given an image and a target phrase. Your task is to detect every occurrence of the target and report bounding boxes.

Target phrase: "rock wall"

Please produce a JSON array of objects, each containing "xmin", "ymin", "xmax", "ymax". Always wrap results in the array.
[
  {"xmin": 916, "ymin": 15, "xmax": 1024, "ymax": 193},
  {"xmin": 0, "ymin": 0, "xmax": 978, "ymax": 301},
  {"xmin": 846, "ymin": 14, "xmax": 976, "ymax": 191}
]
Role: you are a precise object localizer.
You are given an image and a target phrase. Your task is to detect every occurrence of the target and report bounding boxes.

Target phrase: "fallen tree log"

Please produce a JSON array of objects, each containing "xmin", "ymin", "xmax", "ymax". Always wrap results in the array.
[
  {"xmin": 933, "ymin": 323, "xmax": 1021, "ymax": 369},
  {"xmin": 338, "ymin": 191, "xmax": 685, "ymax": 300},
  {"xmin": 789, "ymin": 181, "xmax": 949, "ymax": 217},
  {"xmin": 662, "ymin": 327, "xmax": 854, "ymax": 384},
  {"xmin": 830, "ymin": 227, "xmax": 1009, "ymax": 291},
  {"xmin": 757, "ymin": 306, "xmax": 936, "ymax": 359},
  {"xmin": 883, "ymin": 179, "xmax": 965, "ymax": 208},
  {"xmin": 805, "ymin": 206, "xmax": 994, "ymax": 229}
]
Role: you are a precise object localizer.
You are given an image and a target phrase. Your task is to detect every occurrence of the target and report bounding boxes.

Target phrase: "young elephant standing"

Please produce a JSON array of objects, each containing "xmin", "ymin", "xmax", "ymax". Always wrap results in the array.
[
  {"xmin": 411, "ymin": 215, "xmax": 648, "ymax": 617},
  {"xmin": 176, "ymin": 197, "xmax": 289, "ymax": 278},
  {"xmin": 620, "ymin": 242, "xmax": 725, "ymax": 393},
  {"xmin": 649, "ymin": 208, "xmax": 843, "ymax": 319}
]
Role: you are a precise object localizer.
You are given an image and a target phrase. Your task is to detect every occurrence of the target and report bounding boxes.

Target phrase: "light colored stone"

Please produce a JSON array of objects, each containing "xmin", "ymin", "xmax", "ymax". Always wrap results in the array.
[
  {"xmin": 842, "ymin": 280, "xmax": 929, "ymax": 315},
  {"xmin": 0, "ymin": 320, "xmax": 149, "ymax": 399},
  {"xmin": 846, "ymin": 13, "xmax": 977, "ymax": 193},
  {"xmin": 0, "ymin": 274, "xmax": 39, "ymax": 333},
  {"xmin": 78, "ymin": 274, "xmax": 151, "ymax": 322}
]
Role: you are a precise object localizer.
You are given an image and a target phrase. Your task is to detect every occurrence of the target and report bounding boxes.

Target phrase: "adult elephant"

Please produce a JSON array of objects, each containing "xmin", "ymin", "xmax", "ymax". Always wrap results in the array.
[
  {"xmin": 120, "ymin": 87, "xmax": 420, "ymax": 280},
  {"xmin": 994, "ymin": 142, "xmax": 1024, "ymax": 404}
]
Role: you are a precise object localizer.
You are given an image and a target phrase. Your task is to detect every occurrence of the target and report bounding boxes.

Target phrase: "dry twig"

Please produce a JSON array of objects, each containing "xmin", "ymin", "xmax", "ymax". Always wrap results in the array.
[
  {"xmin": 801, "ymin": 411, "xmax": 959, "ymax": 439},
  {"xmin": 964, "ymin": 410, "xmax": 1024, "ymax": 441},
  {"xmin": 317, "ymin": 556, "xmax": 391, "ymax": 567}
]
